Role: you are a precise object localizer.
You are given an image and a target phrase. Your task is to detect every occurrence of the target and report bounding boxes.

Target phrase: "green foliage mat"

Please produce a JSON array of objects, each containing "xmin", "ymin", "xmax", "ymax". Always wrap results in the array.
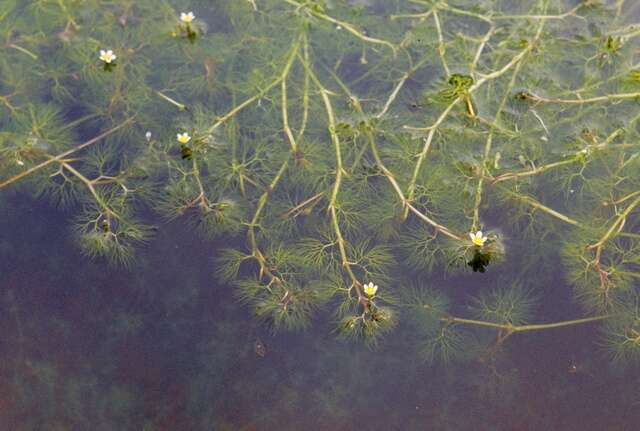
[{"xmin": 1, "ymin": 0, "xmax": 640, "ymax": 365}]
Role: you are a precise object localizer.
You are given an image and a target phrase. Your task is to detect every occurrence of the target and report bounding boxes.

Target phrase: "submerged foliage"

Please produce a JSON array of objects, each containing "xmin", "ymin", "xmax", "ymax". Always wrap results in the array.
[{"xmin": 1, "ymin": 0, "xmax": 640, "ymax": 371}]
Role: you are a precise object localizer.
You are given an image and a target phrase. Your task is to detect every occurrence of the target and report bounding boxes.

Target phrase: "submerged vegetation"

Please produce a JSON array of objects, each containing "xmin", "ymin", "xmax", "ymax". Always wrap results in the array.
[{"xmin": 1, "ymin": 0, "xmax": 640, "ymax": 375}]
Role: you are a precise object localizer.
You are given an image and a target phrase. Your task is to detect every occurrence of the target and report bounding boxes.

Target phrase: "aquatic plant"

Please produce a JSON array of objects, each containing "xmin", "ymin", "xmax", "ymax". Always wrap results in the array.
[{"xmin": 1, "ymin": 0, "xmax": 640, "ymax": 367}]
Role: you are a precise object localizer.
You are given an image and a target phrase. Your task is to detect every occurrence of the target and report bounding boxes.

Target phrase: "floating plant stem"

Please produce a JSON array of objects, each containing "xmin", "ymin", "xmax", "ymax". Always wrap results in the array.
[
  {"xmin": 0, "ymin": 118, "xmax": 135, "ymax": 188},
  {"xmin": 368, "ymin": 128, "xmax": 464, "ymax": 241},
  {"xmin": 403, "ymin": 100, "xmax": 459, "ymax": 217},
  {"xmin": 444, "ymin": 314, "xmax": 609, "ymax": 333},
  {"xmin": 390, "ymin": 10, "xmax": 434, "ymax": 21},
  {"xmin": 8, "ymin": 43, "xmax": 39, "ymax": 60},
  {"xmin": 504, "ymin": 191, "xmax": 583, "ymax": 227},
  {"xmin": 404, "ymin": 17, "xmax": 547, "ymax": 219},
  {"xmin": 472, "ymin": 43, "xmax": 529, "ymax": 230},
  {"xmin": 589, "ymin": 195, "xmax": 640, "ymax": 260},
  {"xmin": 248, "ymin": 159, "xmax": 290, "ymax": 254},
  {"xmin": 489, "ymin": 4, "xmax": 583, "ymax": 21},
  {"xmin": 519, "ymin": 91, "xmax": 640, "ymax": 105},
  {"xmin": 302, "ymin": 45, "xmax": 364, "ymax": 301},
  {"xmin": 60, "ymin": 161, "xmax": 119, "ymax": 219},
  {"xmin": 205, "ymin": 35, "xmax": 301, "ymax": 135},
  {"xmin": 155, "ymin": 90, "xmax": 186, "ymax": 111},
  {"xmin": 492, "ymin": 158, "xmax": 585, "ymax": 184},
  {"xmin": 297, "ymin": 32, "xmax": 310, "ymax": 141},
  {"xmin": 283, "ymin": 0, "xmax": 397, "ymax": 54},
  {"xmin": 376, "ymin": 54, "xmax": 431, "ymax": 119},
  {"xmin": 432, "ymin": 10, "xmax": 450, "ymax": 76},
  {"xmin": 470, "ymin": 25, "xmax": 496, "ymax": 73},
  {"xmin": 0, "ymin": 94, "xmax": 19, "ymax": 113},
  {"xmin": 325, "ymin": 63, "xmax": 466, "ymax": 242},
  {"xmin": 279, "ymin": 44, "xmax": 300, "ymax": 154},
  {"xmin": 279, "ymin": 192, "xmax": 324, "ymax": 220}
]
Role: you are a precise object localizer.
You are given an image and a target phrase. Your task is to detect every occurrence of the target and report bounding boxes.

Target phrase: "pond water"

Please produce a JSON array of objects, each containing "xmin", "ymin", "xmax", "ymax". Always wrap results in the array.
[{"xmin": 1, "ymin": 0, "xmax": 640, "ymax": 430}]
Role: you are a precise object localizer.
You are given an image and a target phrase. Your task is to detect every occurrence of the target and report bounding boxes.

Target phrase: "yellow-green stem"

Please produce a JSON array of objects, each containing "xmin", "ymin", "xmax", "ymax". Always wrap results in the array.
[
  {"xmin": 506, "ymin": 191, "xmax": 583, "ymax": 227},
  {"xmin": 206, "ymin": 35, "xmax": 301, "ymax": 135},
  {"xmin": 447, "ymin": 314, "xmax": 609, "ymax": 332},
  {"xmin": 0, "ymin": 118, "xmax": 135, "ymax": 189},
  {"xmin": 283, "ymin": 0, "xmax": 397, "ymax": 54}
]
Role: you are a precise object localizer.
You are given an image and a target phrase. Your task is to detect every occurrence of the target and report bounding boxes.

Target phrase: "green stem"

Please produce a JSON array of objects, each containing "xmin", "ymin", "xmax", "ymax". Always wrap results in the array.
[
  {"xmin": 432, "ymin": 10, "xmax": 449, "ymax": 76},
  {"xmin": 61, "ymin": 162, "xmax": 120, "ymax": 219},
  {"xmin": 505, "ymin": 191, "xmax": 583, "ymax": 227},
  {"xmin": 590, "ymin": 195, "xmax": 640, "ymax": 259},
  {"xmin": 446, "ymin": 314, "xmax": 610, "ymax": 332},
  {"xmin": 205, "ymin": 35, "xmax": 301, "ymax": 135},
  {"xmin": 297, "ymin": 32, "xmax": 310, "ymax": 141},
  {"xmin": 376, "ymin": 53, "xmax": 432, "ymax": 118},
  {"xmin": 283, "ymin": 0, "xmax": 397, "ymax": 54},
  {"xmin": 156, "ymin": 90, "xmax": 186, "ymax": 111},
  {"xmin": 299, "ymin": 43, "xmax": 364, "ymax": 301},
  {"xmin": 493, "ymin": 158, "xmax": 581, "ymax": 184},
  {"xmin": 492, "ymin": 128, "xmax": 625, "ymax": 184},
  {"xmin": 472, "ymin": 42, "xmax": 529, "ymax": 230},
  {"xmin": 403, "ymin": 100, "xmax": 459, "ymax": 218},
  {"xmin": 403, "ymin": 18, "xmax": 548, "ymax": 219},
  {"xmin": 522, "ymin": 91, "xmax": 640, "ymax": 105},
  {"xmin": 325, "ymin": 61, "xmax": 465, "ymax": 241},
  {"xmin": 0, "ymin": 118, "xmax": 135, "ymax": 189},
  {"xmin": 248, "ymin": 160, "xmax": 289, "ymax": 252},
  {"xmin": 8, "ymin": 43, "xmax": 38, "ymax": 60}
]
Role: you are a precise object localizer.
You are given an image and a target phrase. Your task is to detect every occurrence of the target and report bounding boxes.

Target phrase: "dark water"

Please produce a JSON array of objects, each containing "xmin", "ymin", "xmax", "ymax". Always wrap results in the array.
[
  {"xmin": 2, "ymin": 0, "xmax": 640, "ymax": 430},
  {"xmin": 1, "ymin": 192, "xmax": 638, "ymax": 430}
]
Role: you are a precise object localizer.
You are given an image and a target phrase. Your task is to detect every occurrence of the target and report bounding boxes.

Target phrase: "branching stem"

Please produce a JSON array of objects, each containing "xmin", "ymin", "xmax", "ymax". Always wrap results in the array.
[{"xmin": 0, "ymin": 118, "xmax": 135, "ymax": 189}]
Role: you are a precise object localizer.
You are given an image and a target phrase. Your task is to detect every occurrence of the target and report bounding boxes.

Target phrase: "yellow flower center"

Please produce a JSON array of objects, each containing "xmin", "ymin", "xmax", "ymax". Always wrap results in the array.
[
  {"xmin": 364, "ymin": 283, "xmax": 378, "ymax": 297},
  {"xmin": 99, "ymin": 50, "xmax": 116, "ymax": 64},
  {"xmin": 470, "ymin": 231, "xmax": 487, "ymax": 247},
  {"xmin": 177, "ymin": 133, "xmax": 191, "ymax": 144},
  {"xmin": 181, "ymin": 12, "xmax": 195, "ymax": 23}
]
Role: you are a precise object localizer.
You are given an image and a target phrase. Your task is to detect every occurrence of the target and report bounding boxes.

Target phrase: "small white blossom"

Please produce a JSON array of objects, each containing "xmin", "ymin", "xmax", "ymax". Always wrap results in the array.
[
  {"xmin": 180, "ymin": 12, "xmax": 195, "ymax": 23},
  {"xmin": 99, "ymin": 49, "xmax": 117, "ymax": 64},
  {"xmin": 16, "ymin": 159, "xmax": 24, "ymax": 166},
  {"xmin": 364, "ymin": 282, "xmax": 378, "ymax": 297},
  {"xmin": 145, "ymin": 131, "xmax": 152, "ymax": 141},
  {"xmin": 177, "ymin": 132, "xmax": 191, "ymax": 144},
  {"xmin": 469, "ymin": 230, "xmax": 488, "ymax": 247}
]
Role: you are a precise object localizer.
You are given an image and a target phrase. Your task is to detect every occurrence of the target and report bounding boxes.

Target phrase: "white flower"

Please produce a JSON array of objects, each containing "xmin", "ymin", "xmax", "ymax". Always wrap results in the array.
[
  {"xmin": 177, "ymin": 132, "xmax": 191, "ymax": 144},
  {"xmin": 16, "ymin": 159, "xmax": 24, "ymax": 166},
  {"xmin": 180, "ymin": 12, "xmax": 195, "ymax": 23},
  {"xmin": 99, "ymin": 49, "xmax": 117, "ymax": 64},
  {"xmin": 145, "ymin": 131, "xmax": 152, "ymax": 141},
  {"xmin": 364, "ymin": 282, "xmax": 378, "ymax": 297},
  {"xmin": 469, "ymin": 230, "xmax": 488, "ymax": 247}
]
